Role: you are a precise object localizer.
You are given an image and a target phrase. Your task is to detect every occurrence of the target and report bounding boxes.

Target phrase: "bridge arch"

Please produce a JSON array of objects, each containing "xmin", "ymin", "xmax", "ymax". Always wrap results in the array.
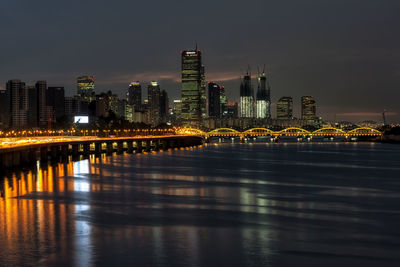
[
  {"xmin": 277, "ymin": 127, "xmax": 310, "ymax": 135},
  {"xmin": 207, "ymin": 128, "xmax": 241, "ymax": 134},
  {"xmin": 312, "ymin": 127, "xmax": 347, "ymax": 135},
  {"xmin": 347, "ymin": 127, "xmax": 382, "ymax": 136},
  {"xmin": 243, "ymin": 128, "xmax": 275, "ymax": 135}
]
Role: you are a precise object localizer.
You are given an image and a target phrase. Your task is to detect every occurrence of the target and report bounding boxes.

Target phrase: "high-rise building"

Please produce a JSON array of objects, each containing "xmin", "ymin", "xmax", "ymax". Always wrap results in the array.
[
  {"xmin": 35, "ymin": 81, "xmax": 49, "ymax": 127},
  {"xmin": 172, "ymin": 99, "xmax": 182, "ymax": 124},
  {"xmin": 239, "ymin": 72, "xmax": 254, "ymax": 118},
  {"xmin": 277, "ymin": 96, "xmax": 293, "ymax": 119},
  {"xmin": 47, "ymin": 87, "xmax": 65, "ymax": 121},
  {"xmin": 148, "ymin": 81, "xmax": 161, "ymax": 127},
  {"xmin": 208, "ymin": 82, "xmax": 220, "ymax": 118},
  {"xmin": 77, "ymin": 76, "xmax": 95, "ymax": 99},
  {"xmin": 6, "ymin": 80, "xmax": 28, "ymax": 128},
  {"xmin": 128, "ymin": 82, "xmax": 142, "ymax": 111},
  {"xmin": 301, "ymin": 96, "xmax": 316, "ymax": 122},
  {"xmin": 0, "ymin": 89, "xmax": 9, "ymax": 129},
  {"xmin": 200, "ymin": 65, "xmax": 206, "ymax": 119},
  {"xmin": 27, "ymin": 85, "xmax": 38, "ymax": 128},
  {"xmin": 220, "ymin": 86, "xmax": 227, "ymax": 117},
  {"xmin": 160, "ymin": 90, "xmax": 169, "ymax": 124},
  {"xmin": 181, "ymin": 48, "xmax": 203, "ymax": 127},
  {"xmin": 256, "ymin": 71, "xmax": 271, "ymax": 119},
  {"xmin": 65, "ymin": 96, "xmax": 88, "ymax": 118}
]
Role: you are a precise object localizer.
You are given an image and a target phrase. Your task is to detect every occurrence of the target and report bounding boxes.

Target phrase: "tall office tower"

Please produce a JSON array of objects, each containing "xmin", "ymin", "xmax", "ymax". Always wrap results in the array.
[
  {"xmin": 0, "ymin": 89, "xmax": 9, "ymax": 128},
  {"xmin": 219, "ymin": 86, "xmax": 227, "ymax": 117},
  {"xmin": 277, "ymin": 96, "xmax": 293, "ymax": 119},
  {"xmin": 301, "ymin": 96, "xmax": 316, "ymax": 124},
  {"xmin": 148, "ymin": 81, "xmax": 161, "ymax": 127},
  {"xmin": 239, "ymin": 72, "xmax": 254, "ymax": 118},
  {"xmin": 47, "ymin": 87, "xmax": 65, "ymax": 121},
  {"xmin": 181, "ymin": 48, "xmax": 203, "ymax": 127},
  {"xmin": 77, "ymin": 76, "xmax": 95, "ymax": 99},
  {"xmin": 172, "ymin": 99, "xmax": 182, "ymax": 124},
  {"xmin": 128, "ymin": 81, "xmax": 142, "ymax": 111},
  {"xmin": 27, "ymin": 86, "xmax": 38, "ymax": 127},
  {"xmin": 160, "ymin": 90, "xmax": 169, "ymax": 124},
  {"xmin": 35, "ymin": 80, "xmax": 48, "ymax": 127},
  {"xmin": 200, "ymin": 65, "xmax": 206, "ymax": 119},
  {"xmin": 6, "ymin": 80, "xmax": 28, "ymax": 128},
  {"xmin": 256, "ymin": 69, "xmax": 271, "ymax": 119},
  {"xmin": 208, "ymin": 82, "xmax": 221, "ymax": 118}
]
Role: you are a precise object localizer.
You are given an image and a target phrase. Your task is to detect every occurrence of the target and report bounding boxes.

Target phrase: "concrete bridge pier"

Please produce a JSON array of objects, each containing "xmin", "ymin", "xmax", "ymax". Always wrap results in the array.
[
  {"xmin": 135, "ymin": 141, "xmax": 142, "ymax": 153},
  {"xmin": 72, "ymin": 144, "xmax": 79, "ymax": 157},
  {"xmin": 60, "ymin": 145, "xmax": 69, "ymax": 159},
  {"xmin": 127, "ymin": 141, "xmax": 134, "ymax": 153},
  {"xmin": 144, "ymin": 140, "xmax": 151, "ymax": 152},
  {"xmin": 106, "ymin": 142, "xmax": 113, "ymax": 155},
  {"xmin": 95, "ymin": 143, "xmax": 102, "ymax": 155},
  {"xmin": 117, "ymin": 142, "xmax": 124, "ymax": 154},
  {"xmin": 50, "ymin": 146, "xmax": 59, "ymax": 161},
  {"xmin": 240, "ymin": 135, "xmax": 245, "ymax": 144},
  {"xmin": 12, "ymin": 151, "xmax": 21, "ymax": 167},
  {"xmin": 83, "ymin": 143, "xmax": 90, "ymax": 156},
  {"xmin": 161, "ymin": 140, "xmax": 169, "ymax": 150}
]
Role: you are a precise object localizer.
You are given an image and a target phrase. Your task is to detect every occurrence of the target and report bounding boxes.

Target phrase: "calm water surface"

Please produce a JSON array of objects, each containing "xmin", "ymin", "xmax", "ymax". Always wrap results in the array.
[{"xmin": 1, "ymin": 143, "xmax": 400, "ymax": 266}]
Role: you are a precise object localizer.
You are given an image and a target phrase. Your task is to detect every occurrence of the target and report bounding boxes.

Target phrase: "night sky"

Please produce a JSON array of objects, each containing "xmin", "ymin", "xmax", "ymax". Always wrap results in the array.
[{"xmin": 1, "ymin": 0, "xmax": 399, "ymax": 122}]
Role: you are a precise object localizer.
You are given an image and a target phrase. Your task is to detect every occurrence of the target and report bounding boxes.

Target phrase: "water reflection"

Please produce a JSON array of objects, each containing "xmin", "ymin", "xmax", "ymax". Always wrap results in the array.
[{"xmin": 0, "ymin": 144, "xmax": 400, "ymax": 266}]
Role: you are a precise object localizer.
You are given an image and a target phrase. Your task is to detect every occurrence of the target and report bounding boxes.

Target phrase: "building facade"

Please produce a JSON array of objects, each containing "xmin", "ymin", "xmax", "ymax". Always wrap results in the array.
[
  {"xmin": 181, "ymin": 49, "xmax": 203, "ymax": 127},
  {"xmin": 239, "ymin": 73, "xmax": 254, "ymax": 118},
  {"xmin": 128, "ymin": 82, "xmax": 142, "ymax": 111},
  {"xmin": 277, "ymin": 96, "xmax": 293, "ymax": 119},
  {"xmin": 256, "ymin": 71, "xmax": 271, "ymax": 119},
  {"xmin": 301, "ymin": 96, "xmax": 316, "ymax": 122},
  {"xmin": 148, "ymin": 82, "xmax": 161, "ymax": 127},
  {"xmin": 6, "ymin": 80, "xmax": 28, "ymax": 128},
  {"xmin": 208, "ymin": 82, "xmax": 221, "ymax": 118},
  {"xmin": 77, "ymin": 76, "xmax": 95, "ymax": 99}
]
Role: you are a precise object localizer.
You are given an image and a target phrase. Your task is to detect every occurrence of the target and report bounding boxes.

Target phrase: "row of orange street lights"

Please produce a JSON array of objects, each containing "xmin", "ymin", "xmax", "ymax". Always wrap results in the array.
[{"xmin": 0, "ymin": 128, "xmax": 181, "ymax": 138}]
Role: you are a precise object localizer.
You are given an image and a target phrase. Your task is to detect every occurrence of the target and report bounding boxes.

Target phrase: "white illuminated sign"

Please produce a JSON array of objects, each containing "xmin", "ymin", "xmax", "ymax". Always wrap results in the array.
[{"xmin": 74, "ymin": 116, "xmax": 89, "ymax": 124}]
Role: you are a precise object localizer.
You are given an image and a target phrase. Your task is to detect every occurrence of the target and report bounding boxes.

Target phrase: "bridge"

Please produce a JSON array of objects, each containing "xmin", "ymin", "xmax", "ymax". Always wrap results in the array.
[
  {"xmin": 0, "ymin": 135, "xmax": 203, "ymax": 170},
  {"xmin": 177, "ymin": 127, "xmax": 383, "ymax": 141}
]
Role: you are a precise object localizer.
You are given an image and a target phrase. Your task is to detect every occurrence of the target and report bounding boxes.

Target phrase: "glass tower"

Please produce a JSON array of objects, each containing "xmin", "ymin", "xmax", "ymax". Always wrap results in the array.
[
  {"xmin": 301, "ymin": 96, "xmax": 316, "ymax": 121},
  {"xmin": 277, "ymin": 96, "xmax": 293, "ymax": 119},
  {"xmin": 77, "ymin": 76, "xmax": 94, "ymax": 99},
  {"xmin": 181, "ymin": 49, "xmax": 203, "ymax": 127}
]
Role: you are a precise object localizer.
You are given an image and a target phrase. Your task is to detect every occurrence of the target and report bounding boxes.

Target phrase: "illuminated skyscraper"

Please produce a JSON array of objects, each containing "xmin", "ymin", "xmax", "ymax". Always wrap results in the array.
[
  {"xmin": 256, "ymin": 70, "xmax": 271, "ymax": 119},
  {"xmin": 77, "ymin": 76, "xmax": 94, "ymax": 98},
  {"xmin": 239, "ymin": 72, "xmax": 254, "ymax": 118},
  {"xmin": 277, "ymin": 96, "xmax": 293, "ymax": 119},
  {"xmin": 181, "ymin": 48, "xmax": 204, "ymax": 127},
  {"xmin": 301, "ymin": 96, "xmax": 316, "ymax": 121},
  {"xmin": 208, "ymin": 82, "xmax": 221, "ymax": 118},
  {"xmin": 6, "ymin": 79, "xmax": 28, "ymax": 128},
  {"xmin": 219, "ymin": 85, "xmax": 227, "ymax": 116},
  {"xmin": 128, "ymin": 81, "xmax": 142, "ymax": 111},
  {"xmin": 148, "ymin": 81, "xmax": 161, "ymax": 127}
]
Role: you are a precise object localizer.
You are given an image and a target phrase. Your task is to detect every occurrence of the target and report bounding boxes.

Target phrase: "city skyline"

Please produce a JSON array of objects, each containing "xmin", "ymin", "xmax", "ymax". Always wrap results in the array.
[{"xmin": 0, "ymin": 0, "xmax": 399, "ymax": 122}]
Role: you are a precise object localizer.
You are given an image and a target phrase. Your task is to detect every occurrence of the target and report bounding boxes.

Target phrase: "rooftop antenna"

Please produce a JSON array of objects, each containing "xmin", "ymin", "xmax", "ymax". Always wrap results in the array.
[{"xmin": 195, "ymin": 43, "xmax": 198, "ymax": 50}]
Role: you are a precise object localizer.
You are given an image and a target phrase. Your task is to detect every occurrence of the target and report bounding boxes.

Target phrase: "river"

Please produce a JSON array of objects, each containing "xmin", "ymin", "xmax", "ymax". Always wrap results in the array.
[{"xmin": 1, "ymin": 143, "xmax": 400, "ymax": 266}]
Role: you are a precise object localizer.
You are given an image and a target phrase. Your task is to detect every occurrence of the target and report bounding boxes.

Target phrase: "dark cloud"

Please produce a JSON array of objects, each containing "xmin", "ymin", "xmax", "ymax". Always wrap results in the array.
[{"xmin": 1, "ymin": 0, "xmax": 399, "ymax": 122}]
